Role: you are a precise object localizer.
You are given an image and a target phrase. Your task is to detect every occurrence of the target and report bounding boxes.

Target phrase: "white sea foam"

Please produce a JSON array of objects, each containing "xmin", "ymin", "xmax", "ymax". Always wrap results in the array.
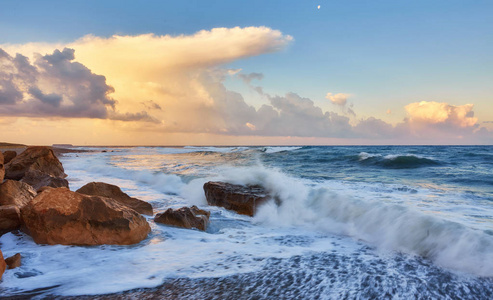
[
  {"xmin": 262, "ymin": 146, "xmax": 303, "ymax": 154},
  {"xmin": 1, "ymin": 148, "xmax": 491, "ymax": 297},
  {"xmin": 213, "ymin": 165, "xmax": 493, "ymax": 277},
  {"xmin": 383, "ymin": 153, "xmax": 434, "ymax": 160},
  {"xmin": 0, "ymin": 213, "xmax": 346, "ymax": 296},
  {"xmin": 358, "ymin": 152, "xmax": 381, "ymax": 161}
]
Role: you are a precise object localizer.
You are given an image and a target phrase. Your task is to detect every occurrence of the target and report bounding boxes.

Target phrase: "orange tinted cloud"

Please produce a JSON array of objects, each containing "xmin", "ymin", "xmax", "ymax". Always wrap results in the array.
[{"xmin": 405, "ymin": 101, "xmax": 478, "ymax": 128}]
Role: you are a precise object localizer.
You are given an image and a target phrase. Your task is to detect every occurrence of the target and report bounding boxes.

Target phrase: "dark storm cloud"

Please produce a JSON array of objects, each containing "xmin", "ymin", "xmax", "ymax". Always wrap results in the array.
[{"xmin": 0, "ymin": 47, "xmax": 156, "ymax": 122}]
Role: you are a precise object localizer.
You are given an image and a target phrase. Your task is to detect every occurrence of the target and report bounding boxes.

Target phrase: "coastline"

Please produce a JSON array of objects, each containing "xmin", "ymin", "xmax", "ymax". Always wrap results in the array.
[{"xmin": 1, "ymin": 145, "xmax": 493, "ymax": 299}]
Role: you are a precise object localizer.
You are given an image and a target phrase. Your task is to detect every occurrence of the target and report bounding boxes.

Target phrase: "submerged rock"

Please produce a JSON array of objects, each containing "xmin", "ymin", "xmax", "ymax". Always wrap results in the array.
[
  {"xmin": 3, "ymin": 151, "xmax": 17, "ymax": 165},
  {"xmin": 0, "ymin": 180, "xmax": 37, "ymax": 208},
  {"xmin": 203, "ymin": 181, "xmax": 270, "ymax": 216},
  {"xmin": 76, "ymin": 182, "xmax": 153, "ymax": 216},
  {"xmin": 5, "ymin": 253, "xmax": 21, "ymax": 269},
  {"xmin": 154, "ymin": 206, "xmax": 210, "ymax": 231},
  {"xmin": 5, "ymin": 146, "xmax": 66, "ymax": 181},
  {"xmin": 0, "ymin": 205, "xmax": 22, "ymax": 236},
  {"xmin": 21, "ymin": 170, "xmax": 69, "ymax": 192},
  {"xmin": 21, "ymin": 188, "xmax": 151, "ymax": 245}
]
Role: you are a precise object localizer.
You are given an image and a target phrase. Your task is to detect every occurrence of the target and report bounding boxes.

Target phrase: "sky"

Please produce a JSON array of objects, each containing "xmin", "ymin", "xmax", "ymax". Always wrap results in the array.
[{"xmin": 1, "ymin": 0, "xmax": 492, "ymax": 145}]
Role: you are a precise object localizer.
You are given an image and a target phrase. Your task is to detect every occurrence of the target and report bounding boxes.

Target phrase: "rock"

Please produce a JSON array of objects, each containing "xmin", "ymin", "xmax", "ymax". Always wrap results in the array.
[
  {"xmin": 0, "ymin": 250, "xmax": 6, "ymax": 280},
  {"xmin": 5, "ymin": 253, "xmax": 21, "ymax": 269},
  {"xmin": 203, "ymin": 181, "xmax": 270, "ymax": 216},
  {"xmin": 21, "ymin": 170, "xmax": 69, "ymax": 192},
  {"xmin": 0, "ymin": 180, "xmax": 37, "ymax": 207},
  {"xmin": 3, "ymin": 151, "xmax": 17, "ymax": 164},
  {"xmin": 0, "ymin": 205, "xmax": 22, "ymax": 236},
  {"xmin": 154, "ymin": 206, "xmax": 210, "ymax": 231},
  {"xmin": 5, "ymin": 146, "xmax": 66, "ymax": 181},
  {"xmin": 21, "ymin": 188, "xmax": 151, "ymax": 245},
  {"xmin": 76, "ymin": 182, "xmax": 153, "ymax": 216},
  {"xmin": 0, "ymin": 151, "xmax": 4, "ymax": 182}
]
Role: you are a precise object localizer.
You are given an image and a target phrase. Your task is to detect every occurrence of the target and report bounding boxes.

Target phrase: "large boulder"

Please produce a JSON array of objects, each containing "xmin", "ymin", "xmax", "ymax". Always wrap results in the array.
[
  {"xmin": 3, "ymin": 151, "xmax": 17, "ymax": 164},
  {"xmin": 0, "ymin": 180, "xmax": 37, "ymax": 207},
  {"xmin": 154, "ymin": 206, "xmax": 210, "ymax": 231},
  {"xmin": 0, "ymin": 205, "xmax": 22, "ymax": 236},
  {"xmin": 21, "ymin": 188, "xmax": 151, "ymax": 245},
  {"xmin": 21, "ymin": 170, "xmax": 69, "ymax": 192},
  {"xmin": 0, "ymin": 250, "xmax": 6, "ymax": 280},
  {"xmin": 76, "ymin": 182, "xmax": 153, "ymax": 216},
  {"xmin": 203, "ymin": 181, "xmax": 270, "ymax": 216},
  {"xmin": 5, "ymin": 146, "xmax": 66, "ymax": 181},
  {"xmin": 0, "ymin": 151, "xmax": 4, "ymax": 182}
]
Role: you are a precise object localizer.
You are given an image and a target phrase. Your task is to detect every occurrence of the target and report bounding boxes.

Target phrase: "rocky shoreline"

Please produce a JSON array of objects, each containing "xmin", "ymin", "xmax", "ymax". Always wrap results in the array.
[{"xmin": 0, "ymin": 146, "xmax": 273, "ymax": 296}]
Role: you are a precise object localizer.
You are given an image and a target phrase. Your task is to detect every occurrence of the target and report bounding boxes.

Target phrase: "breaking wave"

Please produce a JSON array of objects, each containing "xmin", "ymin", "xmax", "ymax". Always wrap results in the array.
[
  {"xmin": 358, "ymin": 152, "xmax": 440, "ymax": 168},
  {"xmin": 216, "ymin": 165, "xmax": 493, "ymax": 277}
]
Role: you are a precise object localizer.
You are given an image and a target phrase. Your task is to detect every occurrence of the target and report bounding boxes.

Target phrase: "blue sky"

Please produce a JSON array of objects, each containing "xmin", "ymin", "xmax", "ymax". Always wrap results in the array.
[{"xmin": 1, "ymin": 1, "xmax": 492, "ymax": 145}]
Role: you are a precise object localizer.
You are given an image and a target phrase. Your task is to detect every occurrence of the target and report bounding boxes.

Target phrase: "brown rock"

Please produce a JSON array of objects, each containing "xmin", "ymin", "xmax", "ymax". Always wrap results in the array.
[
  {"xmin": 0, "ymin": 205, "xmax": 22, "ymax": 236},
  {"xmin": 0, "ymin": 250, "xmax": 6, "ymax": 280},
  {"xmin": 21, "ymin": 188, "xmax": 151, "ymax": 245},
  {"xmin": 0, "ymin": 151, "xmax": 4, "ymax": 183},
  {"xmin": 0, "ymin": 180, "xmax": 37, "ymax": 208},
  {"xmin": 21, "ymin": 170, "xmax": 69, "ymax": 191},
  {"xmin": 5, "ymin": 253, "xmax": 21, "ymax": 269},
  {"xmin": 203, "ymin": 181, "xmax": 270, "ymax": 216},
  {"xmin": 154, "ymin": 206, "xmax": 210, "ymax": 231},
  {"xmin": 3, "ymin": 151, "xmax": 17, "ymax": 164},
  {"xmin": 76, "ymin": 182, "xmax": 153, "ymax": 216},
  {"xmin": 5, "ymin": 146, "xmax": 66, "ymax": 181}
]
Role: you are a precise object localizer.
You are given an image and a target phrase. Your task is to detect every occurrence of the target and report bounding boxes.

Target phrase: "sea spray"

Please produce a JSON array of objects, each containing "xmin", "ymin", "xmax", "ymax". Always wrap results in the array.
[{"xmin": 208, "ymin": 164, "xmax": 493, "ymax": 276}]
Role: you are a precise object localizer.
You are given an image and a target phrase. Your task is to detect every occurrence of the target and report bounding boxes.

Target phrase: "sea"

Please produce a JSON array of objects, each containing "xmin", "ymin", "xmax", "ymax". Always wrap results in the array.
[{"xmin": 1, "ymin": 145, "xmax": 492, "ymax": 299}]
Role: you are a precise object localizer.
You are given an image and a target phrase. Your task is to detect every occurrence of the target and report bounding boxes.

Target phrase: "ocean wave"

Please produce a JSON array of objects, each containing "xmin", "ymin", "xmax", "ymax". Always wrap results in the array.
[
  {"xmin": 184, "ymin": 146, "xmax": 250, "ymax": 153},
  {"xmin": 261, "ymin": 146, "xmax": 304, "ymax": 154},
  {"xmin": 63, "ymin": 153, "xmax": 186, "ymax": 194},
  {"xmin": 357, "ymin": 152, "xmax": 440, "ymax": 168},
  {"xmin": 216, "ymin": 165, "xmax": 493, "ymax": 277}
]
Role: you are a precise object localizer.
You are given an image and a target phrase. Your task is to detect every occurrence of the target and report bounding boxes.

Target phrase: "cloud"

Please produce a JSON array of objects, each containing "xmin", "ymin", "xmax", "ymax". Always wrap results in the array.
[
  {"xmin": 0, "ymin": 47, "xmax": 156, "ymax": 122},
  {"xmin": 65, "ymin": 27, "xmax": 293, "ymax": 79},
  {"xmin": 405, "ymin": 101, "xmax": 478, "ymax": 129},
  {"xmin": 10, "ymin": 27, "xmax": 292, "ymax": 134},
  {"xmin": 246, "ymin": 92, "xmax": 354, "ymax": 137},
  {"xmin": 238, "ymin": 72, "xmax": 264, "ymax": 84},
  {"xmin": 140, "ymin": 100, "xmax": 162, "ymax": 110},
  {"xmin": 325, "ymin": 92, "xmax": 349, "ymax": 106},
  {"xmin": 2, "ymin": 28, "xmax": 492, "ymax": 144}
]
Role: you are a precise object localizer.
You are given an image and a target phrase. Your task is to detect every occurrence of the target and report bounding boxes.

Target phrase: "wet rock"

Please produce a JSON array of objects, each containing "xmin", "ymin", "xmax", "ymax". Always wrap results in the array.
[
  {"xmin": 0, "ymin": 205, "xmax": 22, "ymax": 236},
  {"xmin": 0, "ymin": 151, "xmax": 4, "ymax": 183},
  {"xmin": 0, "ymin": 180, "xmax": 37, "ymax": 208},
  {"xmin": 5, "ymin": 146, "xmax": 66, "ymax": 181},
  {"xmin": 5, "ymin": 253, "xmax": 21, "ymax": 269},
  {"xmin": 21, "ymin": 188, "xmax": 151, "ymax": 245},
  {"xmin": 21, "ymin": 170, "xmax": 69, "ymax": 192},
  {"xmin": 0, "ymin": 250, "xmax": 6, "ymax": 280},
  {"xmin": 3, "ymin": 151, "xmax": 17, "ymax": 164},
  {"xmin": 154, "ymin": 206, "xmax": 210, "ymax": 231},
  {"xmin": 203, "ymin": 181, "xmax": 270, "ymax": 216},
  {"xmin": 76, "ymin": 182, "xmax": 153, "ymax": 216}
]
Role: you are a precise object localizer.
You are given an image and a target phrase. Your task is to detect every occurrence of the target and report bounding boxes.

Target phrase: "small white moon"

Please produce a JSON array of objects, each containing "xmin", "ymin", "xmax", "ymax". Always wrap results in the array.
[{"xmin": 317, "ymin": 5, "xmax": 321, "ymax": 9}]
